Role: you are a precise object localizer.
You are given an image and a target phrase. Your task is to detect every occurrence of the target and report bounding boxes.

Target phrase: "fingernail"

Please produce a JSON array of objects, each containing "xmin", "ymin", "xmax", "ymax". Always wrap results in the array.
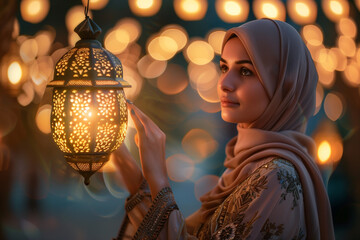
[
  {"xmin": 130, "ymin": 109, "xmax": 135, "ymax": 115},
  {"xmin": 126, "ymin": 99, "xmax": 133, "ymax": 104}
]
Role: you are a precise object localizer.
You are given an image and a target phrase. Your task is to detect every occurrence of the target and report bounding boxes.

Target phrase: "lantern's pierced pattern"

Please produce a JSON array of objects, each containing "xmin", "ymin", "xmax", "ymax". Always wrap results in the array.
[{"xmin": 47, "ymin": 17, "xmax": 130, "ymax": 185}]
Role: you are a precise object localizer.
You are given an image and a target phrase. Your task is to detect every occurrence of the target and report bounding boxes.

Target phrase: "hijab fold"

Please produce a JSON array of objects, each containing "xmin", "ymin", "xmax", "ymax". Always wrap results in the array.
[{"xmin": 194, "ymin": 19, "xmax": 334, "ymax": 240}]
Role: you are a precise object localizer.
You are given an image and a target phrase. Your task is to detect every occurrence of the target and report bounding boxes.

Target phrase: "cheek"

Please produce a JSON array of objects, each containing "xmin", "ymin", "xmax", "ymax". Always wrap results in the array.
[{"xmin": 243, "ymin": 82, "xmax": 269, "ymax": 110}]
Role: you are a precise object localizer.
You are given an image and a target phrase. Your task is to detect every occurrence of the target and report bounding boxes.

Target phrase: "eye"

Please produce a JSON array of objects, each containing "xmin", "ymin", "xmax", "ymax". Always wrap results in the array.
[
  {"xmin": 220, "ymin": 64, "xmax": 228, "ymax": 73},
  {"xmin": 240, "ymin": 67, "xmax": 253, "ymax": 76}
]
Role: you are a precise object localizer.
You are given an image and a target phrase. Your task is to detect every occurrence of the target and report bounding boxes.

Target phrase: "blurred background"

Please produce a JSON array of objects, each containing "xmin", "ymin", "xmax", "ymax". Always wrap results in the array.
[{"xmin": 0, "ymin": 0, "xmax": 359, "ymax": 239}]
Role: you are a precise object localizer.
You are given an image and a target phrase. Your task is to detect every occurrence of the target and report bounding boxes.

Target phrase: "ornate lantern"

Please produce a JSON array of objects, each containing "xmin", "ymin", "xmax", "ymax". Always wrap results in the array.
[{"xmin": 46, "ymin": 14, "xmax": 130, "ymax": 185}]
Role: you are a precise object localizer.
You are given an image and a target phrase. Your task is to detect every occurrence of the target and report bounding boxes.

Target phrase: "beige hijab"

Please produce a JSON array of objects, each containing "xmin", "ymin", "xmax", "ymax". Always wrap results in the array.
[{"xmin": 193, "ymin": 19, "xmax": 334, "ymax": 239}]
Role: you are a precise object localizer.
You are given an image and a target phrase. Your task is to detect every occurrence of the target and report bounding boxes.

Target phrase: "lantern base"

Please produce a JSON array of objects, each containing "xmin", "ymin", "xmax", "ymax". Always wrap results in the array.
[{"xmin": 65, "ymin": 154, "xmax": 110, "ymax": 185}]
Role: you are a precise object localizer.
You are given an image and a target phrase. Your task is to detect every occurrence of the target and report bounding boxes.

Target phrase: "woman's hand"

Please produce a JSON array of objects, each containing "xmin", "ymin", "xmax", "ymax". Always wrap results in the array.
[
  {"xmin": 113, "ymin": 143, "xmax": 144, "ymax": 195},
  {"xmin": 127, "ymin": 102, "xmax": 170, "ymax": 199}
]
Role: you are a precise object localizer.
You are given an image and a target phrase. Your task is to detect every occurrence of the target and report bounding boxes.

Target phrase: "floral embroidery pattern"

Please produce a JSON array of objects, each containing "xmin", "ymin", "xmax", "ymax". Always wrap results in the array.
[
  {"xmin": 260, "ymin": 219, "xmax": 284, "ymax": 240},
  {"xmin": 291, "ymin": 228, "xmax": 305, "ymax": 240},
  {"xmin": 195, "ymin": 159, "xmax": 304, "ymax": 240},
  {"xmin": 196, "ymin": 161, "xmax": 275, "ymax": 239},
  {"xmin": 277, "ymin": 166, "xmax": 302, "ymax": 210}
]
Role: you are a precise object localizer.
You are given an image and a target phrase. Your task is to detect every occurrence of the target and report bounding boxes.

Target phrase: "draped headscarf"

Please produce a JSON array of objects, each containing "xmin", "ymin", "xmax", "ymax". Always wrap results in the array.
[{"xmin": 194, "ymin": 19, "xmax": 334, "ymax": 239}]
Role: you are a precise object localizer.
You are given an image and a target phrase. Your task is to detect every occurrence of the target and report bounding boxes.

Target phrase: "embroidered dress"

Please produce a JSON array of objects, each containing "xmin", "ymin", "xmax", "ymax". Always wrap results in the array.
[{"xmin": 114, "ymin": 158, "xmax": 306, "ymax": 239}]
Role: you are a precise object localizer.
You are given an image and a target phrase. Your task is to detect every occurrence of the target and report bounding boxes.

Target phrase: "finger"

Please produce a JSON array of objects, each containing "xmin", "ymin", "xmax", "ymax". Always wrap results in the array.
[
  {"xmin": 127, "ymin": 103, "xmax": 155, "ymax": 128},
  {"xmin": 129, "ymin": 106, "xmax": 145, "ymax": 134}
]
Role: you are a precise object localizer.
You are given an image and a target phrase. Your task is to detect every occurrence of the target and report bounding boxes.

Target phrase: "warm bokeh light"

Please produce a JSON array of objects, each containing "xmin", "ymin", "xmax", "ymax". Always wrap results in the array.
[
  {"xmin": 20, "ymin": 0, "xmax": 50, "ymax": 24},
  {"xmin": 160, "ymin": 25, "xmax": 188, "ymax": 52},
  {"xmin": 343, "ymin": 61, "xmax": 360, "ymax": 87},
  {"xmin": 324, "ymin": 92, "xmax": 344, "ymax": 121},
  {"xmin": 17, "ymin": 82, "xmax": 35, "ymax": 107},
  {"xmin": 197, "ymin": 81, "xmax": 219, "ymax": 103},
  {"xmin": 337, "ymin": 35, "xmax": 356, "ymax": 57},
  {"xmin": 207, "ymin": 30, "xmax": 226, "ymax": 55},
  {"xmin": 35, "ymin": 30, "xmax": 55, "ymax": 56},
  {"xmin": 36, "ymin": 104, "xmax": 51, "ymax": 134},
  {"xmin": 157, "ymin": 64, "xmax": 188, "ymax": 95},
  {"xmin": 7, "ymin": 61, "xmax": 22, "ymax": 85},
  {"xmin": 185, "ymin": 40, "xmax": 214, "ymax": 65},
  {"xmin": 302, "ymin": 25, "xmax": 323, "ymax": 46},
  {"xmin": 306, "ymin": 43, "xmax": 325, "ymax": 63},
  {"xmin": 318, "ymin": 141, "xmax": 331, "ymax": 163},
  {"xmin": 295, "ymin": 2, "xmax": 310, "ymax": 17},
  {"xmin": 215, "ymin": 0, "xmax": 249, "ymax": 23},
  {"xmin": 65, "ymin": 5, "xmax": 92, "ymax": 31},
  {"xmin": 123, "ymin": 65, "xmax": 143, "ymax": 101},
  {"xmin": 19, "ymin": 39, "xmax": 38, "ymax": 63},
  {"xmin": 337, "ymin": 18, "xmax": 357, "ymax": 38},
  {"xmin": 182, "ymin": 128, "xmax": 218, "ymax": 162},
  {"xmin": 253, "ymin": 0, "xmax": 286, "ymax": 21},
  {"xmin": 147, "ymin": 35, "xmax": 178, "ymax": 61},
  {"xmin": 317, "ymin": 48, "xmax": 337, "ymax": 72},
  {"xmin": 174, "ymin": 0, "xmax": 208, "ymax": 21},
  {"xmin": 29, "ymin": 56, "xmax": 53, "ymax": 86},
  {"xmin": 129, "ymin": 0, "xmax": 162, "ymax": 16},
  {"xmin": 188, "ymin": 62, "xmax": 218, "ymax": 91},
  {"xmin": 313, "ymin": 121, "xmax": 343, "ymax": 165},
  {"xmin": 316, "ymin": 63, "xmax": 335, "ymax": 88},
  {"xmin": 314, "ymin": 82, "xmax": 324, "ymax": 115},
  {"xmin": 12, "ymin": 19, "xmax": 19, "ymax": 39},
  {"xmin": 137, "ymin": 54, "xmax": 167, "ymax": 79},
  {"xmin": 287, "ymin": 0, "xmax": 317, "ymax": 25},
  {"xmin": 114, "ymin": 18, "xmax": 142, "ymax": 44},
  {"xmin": 322, "ymin": 0, "xmax": 349, "ymax": 22},
  {"xmin": 166, "ymin": 154, "xmax": 195, "ymax": 182},
  {"xmin": 81, "ymin": 0, "xmax": 109, "ymax": 10},
  {"xmin": 356, "ymin": 0, "xmax": 360, "ymax": 10},
  {"xmin": 104, "ymin": 29, "xmax": 130, "ymax": 55},
  {"xmin": 329, "ymin": 47, "xmax": 347, "ymax": 71},
  {"xmin": 68, "ymin": 31, "xmax": 81, "ymax": 47},
  {"xmin": 194, "ymin": 175, "xmax": 219, "ymax": 200}
]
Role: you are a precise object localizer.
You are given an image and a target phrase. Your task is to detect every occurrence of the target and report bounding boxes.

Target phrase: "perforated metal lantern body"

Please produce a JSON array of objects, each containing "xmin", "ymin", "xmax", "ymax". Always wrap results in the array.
[{"xmin": 47, "ymin": 18, "xmax": 130, "ymax": 185}]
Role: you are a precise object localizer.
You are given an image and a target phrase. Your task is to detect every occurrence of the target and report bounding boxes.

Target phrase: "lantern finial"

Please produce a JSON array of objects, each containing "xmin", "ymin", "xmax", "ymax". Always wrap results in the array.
[{"xmin": 74, "ymin": 17, "xmax": 102, "ymax": 40}]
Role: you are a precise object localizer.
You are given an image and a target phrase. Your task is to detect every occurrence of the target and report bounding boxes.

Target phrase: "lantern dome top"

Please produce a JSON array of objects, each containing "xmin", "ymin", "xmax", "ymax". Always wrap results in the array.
[{"xmin": 47, "ymin": 17, "xmax": 130, "ymax": 89}]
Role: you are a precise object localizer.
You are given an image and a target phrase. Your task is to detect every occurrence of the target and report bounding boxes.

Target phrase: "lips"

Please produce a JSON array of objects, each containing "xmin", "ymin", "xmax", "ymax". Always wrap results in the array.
[{"xmin": 220, "ymin": 97, "xmax": 239, "ymax": 107}]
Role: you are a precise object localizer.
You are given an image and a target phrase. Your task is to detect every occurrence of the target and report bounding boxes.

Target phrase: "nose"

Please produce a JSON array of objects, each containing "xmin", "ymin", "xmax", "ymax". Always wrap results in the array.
[{"xmin": 219, "ymin": 70, "xmax": 236, "ymax": 92}]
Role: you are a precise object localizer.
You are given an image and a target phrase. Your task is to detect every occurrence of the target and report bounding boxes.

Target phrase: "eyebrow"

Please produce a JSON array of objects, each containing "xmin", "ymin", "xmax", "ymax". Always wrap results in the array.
[{"xmin": 220, "ymin": 58, "xmax": 253, "ymax": 65}]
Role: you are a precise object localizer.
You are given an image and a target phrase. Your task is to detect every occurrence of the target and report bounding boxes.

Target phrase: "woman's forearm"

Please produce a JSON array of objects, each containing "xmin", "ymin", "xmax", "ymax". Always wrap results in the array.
[{"xmin": 113, "ymin": 144, "xmax": 144, "ymax": 195}]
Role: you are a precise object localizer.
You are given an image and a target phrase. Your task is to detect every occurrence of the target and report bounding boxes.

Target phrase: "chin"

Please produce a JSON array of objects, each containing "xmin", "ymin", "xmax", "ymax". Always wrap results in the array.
[{"xmin": 221, "ymin": 112, "xmax": 240, "ymax": 123}]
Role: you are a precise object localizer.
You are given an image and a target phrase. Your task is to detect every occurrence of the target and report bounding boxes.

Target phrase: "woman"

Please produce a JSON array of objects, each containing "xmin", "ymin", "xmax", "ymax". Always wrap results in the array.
[{"xmin": 113, "ymin": 19, "xmax": 335, "ymax": 239}]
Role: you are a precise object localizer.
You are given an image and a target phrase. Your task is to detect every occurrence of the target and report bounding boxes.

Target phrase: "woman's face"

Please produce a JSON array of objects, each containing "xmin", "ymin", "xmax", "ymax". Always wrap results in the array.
[{"xmin": 218, "ymin": 37, "xmax": 270, "ymax": 126}]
